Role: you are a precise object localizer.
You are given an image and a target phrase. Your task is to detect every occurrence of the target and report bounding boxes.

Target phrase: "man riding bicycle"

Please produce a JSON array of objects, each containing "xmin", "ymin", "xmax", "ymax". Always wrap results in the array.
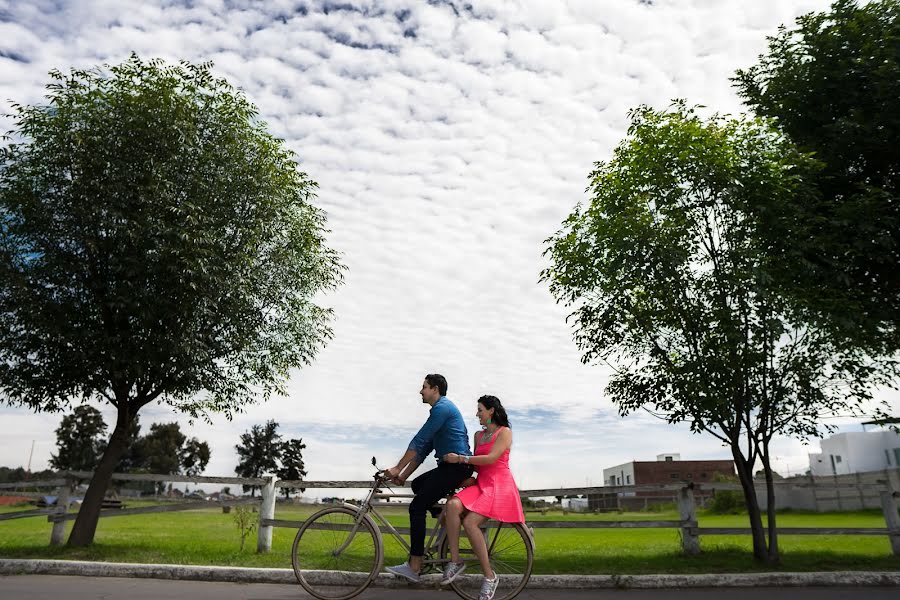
[{"xmin": 384, "ymin": 373, "xmax": 473, "ymax": 583}]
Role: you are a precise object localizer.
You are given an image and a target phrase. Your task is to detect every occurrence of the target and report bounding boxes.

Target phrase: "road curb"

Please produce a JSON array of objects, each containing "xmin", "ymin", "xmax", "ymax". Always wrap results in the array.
[{"xmin": 1, "ymin": 559, "xmax": 900, "ymax": 588}]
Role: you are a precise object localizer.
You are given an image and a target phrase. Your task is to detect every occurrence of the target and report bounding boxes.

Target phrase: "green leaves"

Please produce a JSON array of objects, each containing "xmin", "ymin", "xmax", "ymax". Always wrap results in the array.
[
  {"xmin": 734, "ymin": 0, "xmax": 900, "ymax": 349},
  {"xmin": 48, "ymin": 405, "xmax": 108, "ymax": 472},
  {"xmin": 543, "ymin": 103, "xmax": 891, "ymax": 445},
  {"xmin": 277, "ymin": 438, "xmax": 308, "ymax": 498},
  {"xmin": 543, "ymin": 101, "xmax": 896, "ymax": 562},
  {"xmin": 0, "ymin": 54, "xmax": 344, "ymax": 418},
  {"xmin": 234, "ymin": 420, "xmax": 283, "ymax": 496}
]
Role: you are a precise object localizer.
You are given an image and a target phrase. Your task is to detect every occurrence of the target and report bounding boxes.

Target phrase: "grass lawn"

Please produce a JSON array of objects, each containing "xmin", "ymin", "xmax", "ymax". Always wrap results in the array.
[{"xmin": 1, "ymin": 502, "xmax": 898, "ymax": 574}]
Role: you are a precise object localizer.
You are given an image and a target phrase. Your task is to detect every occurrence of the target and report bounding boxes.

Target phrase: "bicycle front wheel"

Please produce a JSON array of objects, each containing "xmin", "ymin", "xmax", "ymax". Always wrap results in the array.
[
  {"xmin": 291, "ymin": 506, "xmax": 383, "ymax": 600},
  {"xmin": 440, "ymin": 521, "xmax": 534, "ymax": 600}
]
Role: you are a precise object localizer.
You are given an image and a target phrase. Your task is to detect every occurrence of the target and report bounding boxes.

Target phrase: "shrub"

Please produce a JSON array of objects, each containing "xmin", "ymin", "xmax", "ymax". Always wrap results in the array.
[{"xmin": 232, "ymin": 505, "xmax": 257, "ymax": 551}]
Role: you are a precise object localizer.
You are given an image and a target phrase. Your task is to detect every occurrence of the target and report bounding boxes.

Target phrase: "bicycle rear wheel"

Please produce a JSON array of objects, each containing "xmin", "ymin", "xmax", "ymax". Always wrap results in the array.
[
  {"xmin": 440, "ymin": 521, "xmax": 534, "ymax": 600},
  {"xmin": 291, "ymin": 506, "xmax": 383, "ymax": 600}
]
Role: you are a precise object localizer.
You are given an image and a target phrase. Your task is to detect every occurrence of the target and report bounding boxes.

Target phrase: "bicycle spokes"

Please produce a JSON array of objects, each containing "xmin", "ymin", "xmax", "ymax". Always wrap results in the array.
[
  {"xmin": 292, "ymin": 507, "xmax": 382, "ymax": 600},
  {"xmin": 440, "ymin": 522, "xmax": 534, "ymax": 600}
]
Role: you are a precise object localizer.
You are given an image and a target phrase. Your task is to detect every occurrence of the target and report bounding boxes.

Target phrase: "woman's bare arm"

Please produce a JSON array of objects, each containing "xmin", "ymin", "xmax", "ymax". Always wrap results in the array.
[{"xmin": 444, "ymin": 428, "xmax": 511, "ymax": 466}]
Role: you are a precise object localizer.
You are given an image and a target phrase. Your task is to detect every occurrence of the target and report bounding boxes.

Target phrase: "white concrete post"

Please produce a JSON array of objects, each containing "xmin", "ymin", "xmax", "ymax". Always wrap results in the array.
[
  {"xmin": 678, "ymin": 485, "xmax": 700, "ymax": 556},
  {"xmin": 881, "ymin": 478, "xmax": 900, "ymax": 557},
  {"xmin": 49, "ymin": 479, "xmax": 71, "ymax": 546},
  {"xmin": 257, "ymin": 474, "xmax": 278, "ymax": 553}
]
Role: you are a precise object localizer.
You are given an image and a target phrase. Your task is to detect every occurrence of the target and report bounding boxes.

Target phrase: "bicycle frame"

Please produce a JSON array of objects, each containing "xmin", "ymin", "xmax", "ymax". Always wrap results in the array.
[{"xmin": 334, "ymin": 469, "xmax": 450, "ymax": 567}]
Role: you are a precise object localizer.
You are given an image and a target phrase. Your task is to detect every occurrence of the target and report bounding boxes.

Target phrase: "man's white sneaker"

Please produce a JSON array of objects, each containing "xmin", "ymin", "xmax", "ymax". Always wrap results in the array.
[
  {"xmin": 386, "ymin": 562, "xmax": 421, "ymax": 583},
  {"xmin": 441, "ymin": 560, "xmax": 466, "ymax": 585}
]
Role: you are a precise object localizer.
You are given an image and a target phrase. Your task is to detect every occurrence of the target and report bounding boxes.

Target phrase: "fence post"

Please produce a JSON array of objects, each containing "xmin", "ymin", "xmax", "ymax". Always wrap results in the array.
[
  {"xmin": 257, "ymin": 474, "xmax": 277, "ymax": 553},
  {"xmin": 809, "ymin": 474, "xmax": 819, "ymax": 512},
  {"xmin": 881, "ymin": 478, "xmax": 900, "ymax": 557},
  {"xmin": 50, "ymin": 477, "xmax": 71, "ymax": 546},
  {"xmin": 678, "ymin": 485, "xmax": 700, "ymax": 555}
]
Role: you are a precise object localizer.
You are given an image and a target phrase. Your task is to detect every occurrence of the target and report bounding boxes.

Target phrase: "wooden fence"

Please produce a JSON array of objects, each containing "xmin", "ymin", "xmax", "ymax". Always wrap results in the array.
[{"xmin": 1, "ymin": 471, "xmax": 898, "ymax": 556}]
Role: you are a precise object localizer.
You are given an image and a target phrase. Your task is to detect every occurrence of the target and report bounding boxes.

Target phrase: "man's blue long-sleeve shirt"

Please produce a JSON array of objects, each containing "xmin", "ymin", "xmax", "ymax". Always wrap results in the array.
[{"xmin": 408, "ymin": 396, "xmax": 470, "ymax": 465}]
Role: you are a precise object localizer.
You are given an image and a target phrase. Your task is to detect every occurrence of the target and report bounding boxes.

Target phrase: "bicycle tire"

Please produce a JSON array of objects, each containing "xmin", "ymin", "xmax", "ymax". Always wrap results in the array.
[
  {"xmin": 291, "ymin": 506, "xmax": 384, "ymax": 600},
  {"xmin": 440, "ymin": 521, "xmax": 534, "ymax": 600}
]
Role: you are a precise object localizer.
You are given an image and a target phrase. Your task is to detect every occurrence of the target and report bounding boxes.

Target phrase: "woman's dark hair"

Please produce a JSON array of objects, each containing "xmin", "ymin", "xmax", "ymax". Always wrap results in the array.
[
  {"xmin": 425, "ymin": 373, "xmax": 448, "ymax": 396},
  {"xmin": 477, "ymin": 395, "xmax": 510, "ymax": 428}
]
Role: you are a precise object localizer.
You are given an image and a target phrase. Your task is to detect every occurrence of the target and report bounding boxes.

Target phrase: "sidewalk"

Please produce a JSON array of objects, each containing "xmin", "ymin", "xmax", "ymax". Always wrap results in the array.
[{"xmin": 2, "ymin": 559, "xmax": 900, "ymax": 588}]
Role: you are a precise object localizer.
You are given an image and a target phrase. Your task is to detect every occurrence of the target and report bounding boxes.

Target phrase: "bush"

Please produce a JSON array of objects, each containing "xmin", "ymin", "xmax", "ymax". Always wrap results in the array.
[
  {"xmin": 707, "ymin": 473, "xmax": 746, "ymax": 514},
  {"xmin": 708, "ymin": 490, "xmax": 745, "ymax": 514},
  {"xmin": 644, "ymin": 501, "xmax": 677, "ymax": 513},
  {"xmin": 232, "ymin": 505, "xmax": 257, "ymax": 552}
]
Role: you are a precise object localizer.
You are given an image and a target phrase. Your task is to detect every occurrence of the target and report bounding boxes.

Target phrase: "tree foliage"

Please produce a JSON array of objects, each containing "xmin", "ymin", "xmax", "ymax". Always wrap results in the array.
[
  {"xmin": 0, "ymin": 54, "xmax": 343, "ymax": 545},
  {"xmin": 733, "ymin": 0, "xmax": 900, "ymax": 349},
  {"xmin": 134, "ymin": 422, "xmax": 186, "ymax": 477},
  {"xmin": 542, "ymin": 104, "xmax": 896, "ymax": 564},
  {"xmin": 126, "ymin": 422, "xmax": 210, "ymax": 493},
  {"xmin": 277, "ymin": 438, "xmax": 308, "ymax": 498},
  {"xmin": 49, "ymin": 405, "xmax": 107, "ymax": 472},
  {"xmin": 235, "ymin": 420, "xmax": 283, "ymax": 496},
  {"xmin": 48, "ymin": 407, "xmax": 210, "ymax": 494},
  {"xmin": 181, "ymin": 436, "xmax": 211, "ymax": 478},
  {"xmin": 0, "ymin": 466, "xmax": 57, "ymax": 483}
]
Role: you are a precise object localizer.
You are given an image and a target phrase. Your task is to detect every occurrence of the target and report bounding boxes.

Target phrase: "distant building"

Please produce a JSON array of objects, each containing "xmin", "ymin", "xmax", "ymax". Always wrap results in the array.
[
  {"xmin": 561, "ymin": 497, "xmax": 589, "ymax": 511},
  {"xmin": 596, "ymin": 453, "xmax": 735, "ymax": 510},
  {"xmin": 603, "ymin": 453, "xmax": 734, "ymax": 487},
  {"xmin": 808, "ymin": 429, "xmax": 900, "ymax": 476}
]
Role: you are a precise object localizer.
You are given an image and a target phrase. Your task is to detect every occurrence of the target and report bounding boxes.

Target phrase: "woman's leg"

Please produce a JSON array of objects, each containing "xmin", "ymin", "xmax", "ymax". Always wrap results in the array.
[
  {"xmin": 445, "ymin": 497, "xmax": 464, "ymax": 563},
  {"xmin": 462, "ymin": 511, "xmax": 494, "ymax": 579}
]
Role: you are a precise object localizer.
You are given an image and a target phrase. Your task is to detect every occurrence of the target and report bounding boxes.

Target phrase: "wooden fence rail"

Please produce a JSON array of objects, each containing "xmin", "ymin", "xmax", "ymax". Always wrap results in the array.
[{"xmin": 1, "ymin": 471, "xmax": 898, "ymax": 556}]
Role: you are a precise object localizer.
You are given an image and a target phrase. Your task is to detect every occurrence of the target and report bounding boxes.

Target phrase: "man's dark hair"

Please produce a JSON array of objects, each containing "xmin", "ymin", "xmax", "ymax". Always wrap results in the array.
[{"xmin": 424, "ymin": 374, "xmax": 448, "ymax": 396}]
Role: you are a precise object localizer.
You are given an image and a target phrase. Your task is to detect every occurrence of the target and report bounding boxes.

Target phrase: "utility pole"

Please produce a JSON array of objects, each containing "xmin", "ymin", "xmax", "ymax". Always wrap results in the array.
[{"xmin": 25, "ymin": 440, "xmax": 35, "ymax": 479}]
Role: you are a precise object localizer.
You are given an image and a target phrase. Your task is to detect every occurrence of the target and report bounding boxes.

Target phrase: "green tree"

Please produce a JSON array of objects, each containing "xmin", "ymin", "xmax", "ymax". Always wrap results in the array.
[
  {"xmin": 0, "ymin": 55, "xmax": 344, "ymax": 546},
  {"xmin": 133, "ymin": 422, "xmax": 185, "ymax": 494},
  {"xmin": 542, "ymin": 104, "xmax": 895, "ymax": 564},
  {"xmin": 129, "ymin": 422, "xmax": 210, "ymax": 493},
  {"xmin": 181, "ymin": 436, "xmax": 211, "ymax": 477},
  {"xmin": 733, "ymin": 0, "xmax": 900, "ymax": 349},
  {"xmin": 0, "ymin": 467, "xmax": 27, "ymax": 483},
  {"xmin": 49, "ymin": 405, "xmax": 107, "ymax": 472},
  {"xmin": 235, "ymin": 420, "xmax": 282, "ymax": 497},
  {"xmin": 277, "ymin": 438, "xmax": 308, "ymax": 499},
  {"xmin": 0, "ymin": 466, "xmax": 57, "ymax": 483}
]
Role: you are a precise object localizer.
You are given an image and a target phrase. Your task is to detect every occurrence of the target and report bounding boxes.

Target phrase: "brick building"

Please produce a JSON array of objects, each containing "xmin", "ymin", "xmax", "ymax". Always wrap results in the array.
[{"xmin": 593, "ymin": 453, "xmax": 735, "ymax": 510}]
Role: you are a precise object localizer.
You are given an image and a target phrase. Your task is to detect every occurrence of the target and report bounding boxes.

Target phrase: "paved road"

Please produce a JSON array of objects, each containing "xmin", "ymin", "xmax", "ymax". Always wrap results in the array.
[{"xmin": 1, "ymin": 576, "xmax": 898, "ymax": 600}]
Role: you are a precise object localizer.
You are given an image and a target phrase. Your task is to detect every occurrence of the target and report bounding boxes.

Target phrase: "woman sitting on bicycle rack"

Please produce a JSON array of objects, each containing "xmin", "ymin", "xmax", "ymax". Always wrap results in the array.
[{"xmin": 442, "ymin": 395, "xmax": 525, "ymax": 600}]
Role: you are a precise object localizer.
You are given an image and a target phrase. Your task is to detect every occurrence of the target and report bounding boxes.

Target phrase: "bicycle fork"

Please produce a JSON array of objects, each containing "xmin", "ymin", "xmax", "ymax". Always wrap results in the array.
[{"xmin": 331, "ymin": 504, "xmax": 372, "ymax": 557}]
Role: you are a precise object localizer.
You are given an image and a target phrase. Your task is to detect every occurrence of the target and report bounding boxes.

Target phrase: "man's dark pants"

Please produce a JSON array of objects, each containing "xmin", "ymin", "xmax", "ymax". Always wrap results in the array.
[{"xmin": 409, "ymin": 462, "xmax": 473, "ymax": 557}]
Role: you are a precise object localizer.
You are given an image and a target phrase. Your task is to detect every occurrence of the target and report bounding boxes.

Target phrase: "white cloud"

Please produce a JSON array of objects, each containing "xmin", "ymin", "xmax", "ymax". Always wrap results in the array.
[{"xmin": 2, "ymin": 0, "xmax": 897, "ymax": 496}]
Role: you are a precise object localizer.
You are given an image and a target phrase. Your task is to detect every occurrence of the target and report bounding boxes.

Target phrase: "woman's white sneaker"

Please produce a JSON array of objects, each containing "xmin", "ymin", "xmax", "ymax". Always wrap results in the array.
[
  {"xmin": 479, "ymin": 574, "xmax": 499, "ymax": 600},
  {"xmin": 441, "ymin": 561, "xmax": 466, "ymax": 585}
]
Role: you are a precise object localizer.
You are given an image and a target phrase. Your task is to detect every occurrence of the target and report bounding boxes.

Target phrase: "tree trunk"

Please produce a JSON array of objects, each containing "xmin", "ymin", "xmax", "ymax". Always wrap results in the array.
[
  {"xmin": 760, "ymin": 448, "xmax": 780, "ymax": 565},
  {"xmin": 67, "ymin": 405, "xmax": 136, "ymax": 547},
  {"xmin": 731, "ymin": 445, "xmax": 767, "ymax": 561}
]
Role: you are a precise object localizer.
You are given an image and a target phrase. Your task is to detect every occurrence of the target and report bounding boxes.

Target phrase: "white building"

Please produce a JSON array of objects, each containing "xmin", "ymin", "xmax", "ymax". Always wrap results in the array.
[
  {"xmin": 808, "ymin": 429, "xmax": 900, "ymax": 476},
  {"xmin": 603, "ymin": 461, "xmax": 636, "ymax": 486},
  {"xmin": 561, "ymin": 497, "xmax": 589, "ymax": 511}
]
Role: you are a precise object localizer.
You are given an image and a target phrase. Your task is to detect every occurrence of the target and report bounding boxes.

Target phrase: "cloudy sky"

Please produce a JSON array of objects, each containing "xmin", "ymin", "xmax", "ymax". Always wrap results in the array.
[{"xmin": 2, "ymin": 0, "xmax": 896, "ymax": 496}]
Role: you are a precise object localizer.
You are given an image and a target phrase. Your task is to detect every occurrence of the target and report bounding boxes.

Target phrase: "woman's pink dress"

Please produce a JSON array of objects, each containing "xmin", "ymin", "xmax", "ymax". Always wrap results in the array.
[{"xmin": 454, "ymin": 427, "xmax": 525, "ymax": 523}]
